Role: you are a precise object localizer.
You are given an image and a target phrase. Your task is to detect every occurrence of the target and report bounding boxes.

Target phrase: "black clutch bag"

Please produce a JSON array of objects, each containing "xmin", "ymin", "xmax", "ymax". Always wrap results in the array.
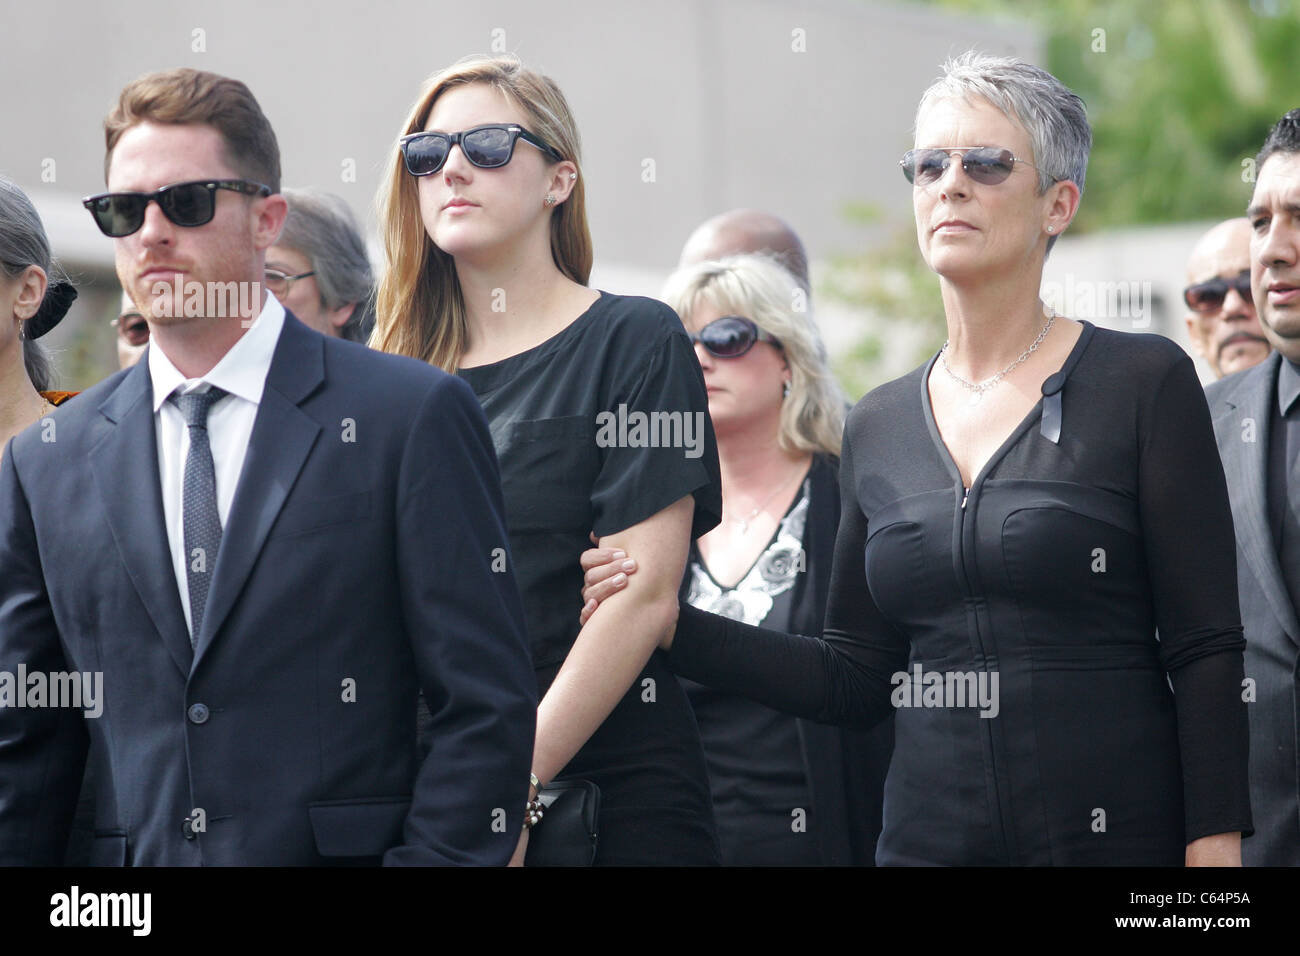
[{"xmin": 524, "ymin": 779, "xmax": 600, "ymax": 867}]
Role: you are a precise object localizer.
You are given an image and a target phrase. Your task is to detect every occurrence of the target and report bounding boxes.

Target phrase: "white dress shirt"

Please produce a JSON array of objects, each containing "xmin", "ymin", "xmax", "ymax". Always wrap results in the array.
[{"xmin": 149, "ymin": 295, "xmax": 285, "ymax": 636}]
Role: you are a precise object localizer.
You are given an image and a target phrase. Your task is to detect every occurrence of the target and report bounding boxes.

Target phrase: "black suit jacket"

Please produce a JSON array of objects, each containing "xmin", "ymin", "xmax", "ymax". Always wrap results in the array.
[
  {"xmin": 1206, "ymin": 351, "xmax": 1300, "ymax": 866},
  {"xmin": 0, "ymin": 312, "xmax": 538, "ymax": 866}
]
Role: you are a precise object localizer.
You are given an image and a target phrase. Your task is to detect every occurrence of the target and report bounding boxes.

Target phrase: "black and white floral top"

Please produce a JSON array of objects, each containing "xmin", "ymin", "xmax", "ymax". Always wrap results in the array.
[{"xmin": 685, "ymin": 484, "xmax": 809, "ymax": 628}]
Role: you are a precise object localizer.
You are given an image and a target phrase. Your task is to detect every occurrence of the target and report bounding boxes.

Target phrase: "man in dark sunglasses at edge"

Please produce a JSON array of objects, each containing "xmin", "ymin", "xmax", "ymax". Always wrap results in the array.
[
  {"xmin": 1204, "ymin": 108, "xmax": 1300, "ymax": 867},
  {"xmin": 1184, "ymin": 217, "xmax": 1271, "ymax": 379},
  {"xmin": 0, "ymin": 67, "xmax": 538, "ymax": 866}
]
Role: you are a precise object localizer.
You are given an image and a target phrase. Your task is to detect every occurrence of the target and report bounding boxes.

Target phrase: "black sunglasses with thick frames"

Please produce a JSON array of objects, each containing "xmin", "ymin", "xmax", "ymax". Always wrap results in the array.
[
  {"xmin": 688, "ymin": 316, "xmax": 782, "ymax": 359},
  {"xmin": 399, "ymin": 124, "xmax": 564, "ymax": 177},
  {"xmin": 83, "ymin": 179, "xmax": 272, "ymax": 238}
]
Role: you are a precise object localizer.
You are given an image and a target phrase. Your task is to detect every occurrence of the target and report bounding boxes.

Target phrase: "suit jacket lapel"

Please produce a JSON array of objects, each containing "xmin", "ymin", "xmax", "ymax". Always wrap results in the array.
[
  {"xmin": 192, "ymin": 315, "xmax": 324, "ymax": 666},
  {"xmin": 1213, "ymin": 352, "xmax": 1300, "ymax": 646},
  {"xmin": 90, "ymin": 356, "xmax": 193, "ymax": 677}
]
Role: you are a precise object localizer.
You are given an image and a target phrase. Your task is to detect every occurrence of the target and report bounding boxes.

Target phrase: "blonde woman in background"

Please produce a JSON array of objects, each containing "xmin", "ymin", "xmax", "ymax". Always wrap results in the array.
[{"xmin": 583, "ymin": 254, "xmax": 892, "ymax": 865}]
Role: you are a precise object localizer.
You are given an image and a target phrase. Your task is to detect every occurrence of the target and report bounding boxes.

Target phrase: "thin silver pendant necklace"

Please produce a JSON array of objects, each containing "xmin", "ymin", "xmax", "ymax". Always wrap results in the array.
[
  {"xmin": 940, "ymin": 306, "xmax": 1056, "ymax": 407},
  {"xmin": 729, "ymin": 466, "xmax": 803, "ymax": 534}
]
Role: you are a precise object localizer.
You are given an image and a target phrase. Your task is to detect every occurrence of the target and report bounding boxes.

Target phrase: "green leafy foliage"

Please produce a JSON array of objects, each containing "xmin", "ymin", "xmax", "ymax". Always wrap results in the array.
[{"xmin": 825, "ymin": 0, "xmax": 1298, "ymax": 399}]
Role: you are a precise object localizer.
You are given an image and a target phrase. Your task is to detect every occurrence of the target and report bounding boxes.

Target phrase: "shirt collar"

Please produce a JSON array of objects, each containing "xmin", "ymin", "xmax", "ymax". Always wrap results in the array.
[
  {"xmin": 1278, "ymin": 355, "xmax": 1300, "ymax": 418},
  {"xmin": 149, "ymin": 294, "xmax": 285, "ymax": 412}
]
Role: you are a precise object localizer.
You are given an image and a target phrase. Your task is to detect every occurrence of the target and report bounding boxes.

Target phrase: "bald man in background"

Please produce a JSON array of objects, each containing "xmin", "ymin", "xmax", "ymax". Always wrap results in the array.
[
  {"xmin": 679, "ymin": 209, "xmax": 811, "ymax": 292},
  {"xmin": 1184, "ymin": 218, "xmax": 1271, "ymax": 379}
]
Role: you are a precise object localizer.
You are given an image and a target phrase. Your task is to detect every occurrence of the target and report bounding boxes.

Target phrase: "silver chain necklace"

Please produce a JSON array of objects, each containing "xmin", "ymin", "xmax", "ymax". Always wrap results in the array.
[
  {"xmin": 728, "ymin": 466, "xmax": 804, "ymax": 534},
  {"xmin": 939, "ymin": 307, "xmax": 1056, "ymax": 406}
]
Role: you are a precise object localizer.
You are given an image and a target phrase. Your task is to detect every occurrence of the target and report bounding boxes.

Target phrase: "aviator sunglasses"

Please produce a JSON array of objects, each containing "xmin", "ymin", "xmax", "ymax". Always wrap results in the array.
[
  {"xmin": 399, "ymin": 124, "xmax": 564, "ymax": 177},
  {"xmin": 1184, "ymin": 271, "xmax": 1253, "ymax": 312},
  {"xmin": 83, "ymin": 179, "xmax": 272, "ymax": 237},
  {"xmin": 689, "ymin": 316, "xmax": 782, "ymax": 358},
  {"xmin": 900, "ymin": 146, "xmax": 1038, "ymax": 187}
]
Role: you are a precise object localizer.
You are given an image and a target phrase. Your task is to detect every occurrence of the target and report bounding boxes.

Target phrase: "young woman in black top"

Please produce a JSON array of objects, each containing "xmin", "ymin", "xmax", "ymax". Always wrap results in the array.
[
  {"xmin": 373, "ymin": 56, "xmax": 722, "ymax": 865},
  {"xmin": 581, "ymin": 52, "xmax": 1252, "ymax": 865}
]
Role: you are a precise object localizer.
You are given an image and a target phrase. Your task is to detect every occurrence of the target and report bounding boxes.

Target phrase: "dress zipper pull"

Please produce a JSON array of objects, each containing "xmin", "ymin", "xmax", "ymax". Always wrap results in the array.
[{"xmin": 961, "ymin": 487, "xmax": 969, "ymax": 509}]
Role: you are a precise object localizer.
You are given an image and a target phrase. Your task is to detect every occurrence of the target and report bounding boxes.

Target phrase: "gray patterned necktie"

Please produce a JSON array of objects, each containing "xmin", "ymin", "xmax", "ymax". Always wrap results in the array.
[{"xmin": 169, "ymin": 386, "xmax": 229, "ymax": 645}]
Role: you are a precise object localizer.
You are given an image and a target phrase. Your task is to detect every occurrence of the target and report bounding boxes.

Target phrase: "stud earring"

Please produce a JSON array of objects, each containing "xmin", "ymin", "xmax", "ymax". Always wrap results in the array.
[
  {"xmin": 1046, "ymin": 225, "xmax": 1055, "ymax": 234},
  {"xmin": 544, "ymin": 194, "xmax": 557, "ymax": 206}
]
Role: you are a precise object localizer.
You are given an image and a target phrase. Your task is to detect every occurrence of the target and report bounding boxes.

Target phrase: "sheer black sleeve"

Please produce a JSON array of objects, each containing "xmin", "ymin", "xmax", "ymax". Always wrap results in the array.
[
  {"xmin": 1138, "ymin": 351, "xmax": 1253, "ymax": 843},
  {"xmin": 670, "ymin": 420, "xmax": 907, "ymax": 730}
]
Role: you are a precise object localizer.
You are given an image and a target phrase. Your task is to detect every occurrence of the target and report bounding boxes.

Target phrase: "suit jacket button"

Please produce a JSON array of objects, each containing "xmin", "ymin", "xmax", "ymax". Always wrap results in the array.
[
  {"xmin": 187, "ymin": 703, "xmax": 210, "ymax": 724},
  {"xmin": 182, "ymin": 817, "xmax": 196, "ymax": 840}
]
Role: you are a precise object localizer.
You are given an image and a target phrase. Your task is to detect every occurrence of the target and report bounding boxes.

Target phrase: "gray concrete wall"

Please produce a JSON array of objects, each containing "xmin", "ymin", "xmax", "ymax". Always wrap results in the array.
[{"xmin": 1, "ymin": 0, "xmax": 1039, "ymax": 387}]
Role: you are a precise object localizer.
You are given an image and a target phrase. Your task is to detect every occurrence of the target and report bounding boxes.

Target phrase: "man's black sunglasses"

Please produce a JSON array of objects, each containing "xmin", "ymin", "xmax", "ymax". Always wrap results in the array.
[
  {"xmin": 399, "ymin": 124, "xmax": 563, "ymax": 177},
  {"xmin": 688, "ymin": 316, "xmax": 782, "ymax": 358},
  {"xmin": 1185, "ymin": 271, "xmax": 1253, "ymax": 312},
  {"xmin": 82, "ymin": 179, "xmax": 272, "ymax": 238}
]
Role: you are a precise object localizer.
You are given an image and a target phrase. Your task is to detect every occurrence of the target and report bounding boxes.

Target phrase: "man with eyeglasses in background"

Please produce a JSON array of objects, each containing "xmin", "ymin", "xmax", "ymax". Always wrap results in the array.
[
  {"xmin": 1184, "ymin": 217, "xmax": 1271, "ymax": 380},
  {"xmin": 0, "ymin": 67, "xmax": 537, "ymax": 866},
  {"xmin": 112, "ymin": 289, "xmax": 149, "ymax": 369},
  {"xmin": 266, "ymin": 187, "xmax": 375, "ymax": 344}
]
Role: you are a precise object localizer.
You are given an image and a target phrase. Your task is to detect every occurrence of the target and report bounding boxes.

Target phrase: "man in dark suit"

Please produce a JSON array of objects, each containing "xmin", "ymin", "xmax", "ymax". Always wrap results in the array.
[
  {"xmin": 0, "ymin": 68, "xmax": 537, "ymax": 866},
  {"xmin": 1206, "ymin": 108, "xmax": 1300, "ymax": 866}
]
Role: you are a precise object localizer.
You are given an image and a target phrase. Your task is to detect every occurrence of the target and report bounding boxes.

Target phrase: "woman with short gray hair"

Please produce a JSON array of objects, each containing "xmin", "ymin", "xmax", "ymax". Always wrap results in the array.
[
  {"xmin": 0, "ymin": 177, "xmax": 78, "ymax": 458},
  {"xmin": 581, "ymin": 52, "xmax": 1251, "ymax": 865}
]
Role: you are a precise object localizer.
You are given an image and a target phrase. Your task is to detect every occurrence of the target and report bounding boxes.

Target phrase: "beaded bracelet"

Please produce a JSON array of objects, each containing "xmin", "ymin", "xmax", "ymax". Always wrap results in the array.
[
  {"xmin": 523, "ymin": 773, "xmax": 545, "ymax": 829},
  {"xmin": 524, "ymin": 796, "xmax": 545, "ymax": 830}
]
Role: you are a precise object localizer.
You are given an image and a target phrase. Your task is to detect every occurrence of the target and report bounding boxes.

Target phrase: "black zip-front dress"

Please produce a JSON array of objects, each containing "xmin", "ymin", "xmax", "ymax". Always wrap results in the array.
[{"xmin": 672, "ymin": 322, "xmax": 1253, "ymax": 865}]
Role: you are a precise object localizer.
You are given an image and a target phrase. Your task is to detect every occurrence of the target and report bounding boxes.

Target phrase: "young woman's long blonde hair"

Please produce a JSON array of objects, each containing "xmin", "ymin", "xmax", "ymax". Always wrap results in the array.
[{"xmin": 371, "ymin": 55, "xmax": 593, "ymax": 370}]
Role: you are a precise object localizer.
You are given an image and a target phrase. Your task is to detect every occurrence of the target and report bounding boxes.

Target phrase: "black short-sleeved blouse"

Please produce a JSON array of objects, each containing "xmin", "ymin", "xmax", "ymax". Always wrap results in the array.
[
  {"xmin": 457, "ymin": 291, "xmax": 724, "ymax": 864},
  {"xmin": 457, "ymin": 290, "xmax": 722, "ymax": 671},
  {"xmin": 671, "ymin": 322, "xmax": 1254, "ymax": 865}
]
